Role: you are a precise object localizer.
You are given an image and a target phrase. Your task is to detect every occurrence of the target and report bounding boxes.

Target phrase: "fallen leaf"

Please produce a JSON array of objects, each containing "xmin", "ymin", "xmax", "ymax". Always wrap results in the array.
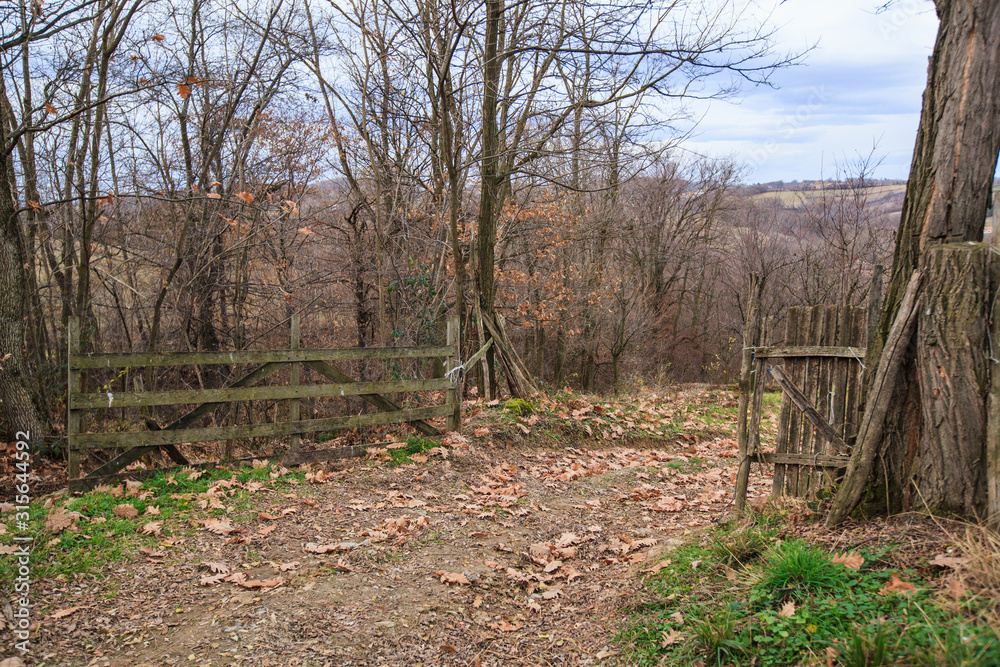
[
  {"xmin": 527, "ymin": 599, "xmax": 541, "ymax": 613},
  {"xmin": 259, "ymin": 512, "xmax": 279, "ymax": 521},
  {"xmin": 489, "ymin": 620, "xmax": 523, "ymax": 632},
  {"xmin": 660, "ymin": 629, "xmax": 685, "ymax": 647},
  {"xmin": 434, "ymin": 571, "xmax": 470, "ymax": 585},
  {"xmin": 928, "ymin": 554, "xmax": 967, "ymax": 570},
  {"xmin": 203, "ymin": 518, "xmax": 236, "ymax": 535},
  {"xmin": 832, "ymin": 551, "xmax": 864, "ymax": 570},
  {"xmin": 201, "ymin": 561, "xmax": 230, "ymax": 574},
  {"xmin": 643, "ymin": 559, "xmax": 672, "ymax": 574},
  {"xmin": 944, "ymin": 576, "xmax": 967, "ymax": 600},
  {"xmin": 112, "ymin": 504, "xmax": 139, "ymax": 520},
  {"xmin": 50, "ymin": 606, "xmax": 85, "ymax": 619},
  {"xmin": 778, "ymin": 601, "xmax": 796, "ymax": 617},
  {"xmin": 879, "ymin": 572, "xmax": 917, "ymax": 596},
  {"xmin": 258, "ymin": 524, "xmax": 277, "ymax": 537},
  {"xmin": 199, "ymin": 573, "xmax": 227, "ymax": 586},
  {"xmin": 139, "ymin": 546, "xmax": 165, "ymax": 558},
  {"xmin": 670, "ymin": 611, "xmax": 684, "ymax": 625},
  {"xmin": 45, "ymin": 506, "xmax": 83, "ymax": 533},
  {"xmin": 473, "ymin": 594, "xmax": 483, "ymax": 608},
  {"xmin": 141, "ymin": 521, "xmax": 162, "ymax": 536}
]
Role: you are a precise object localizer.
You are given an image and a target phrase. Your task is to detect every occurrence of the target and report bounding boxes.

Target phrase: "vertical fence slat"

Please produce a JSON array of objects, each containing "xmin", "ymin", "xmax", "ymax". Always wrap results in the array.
[
  {"xmin": 67, "ymin": 317, "xmax": 81, "ymax": 479},
  {"xmin": 446, "ymin": 311, "xmax": 461, "ymax": 433},
  {"xmin": 288, "ymin": 314, "xmax": 301, "ymax": 459},
  {"xmin": 772, "ymin": 308, "xmax": 798, "ymax": 496}
]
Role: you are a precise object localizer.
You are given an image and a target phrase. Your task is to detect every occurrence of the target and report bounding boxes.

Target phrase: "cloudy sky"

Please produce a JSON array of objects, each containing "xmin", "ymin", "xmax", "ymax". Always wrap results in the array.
[{"xmin": 681, "ymin": 0, "xmax": 939, "ymax": 183}]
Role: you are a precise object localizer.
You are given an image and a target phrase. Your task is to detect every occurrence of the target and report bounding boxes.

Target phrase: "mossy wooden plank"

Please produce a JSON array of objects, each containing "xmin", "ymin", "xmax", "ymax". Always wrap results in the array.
[
  {"xmin": 303, "ymin": 360, "xmax": 442, "ymax": 437},
  {"xmin": 71, "ymin": 378, "xmax": 453, "ymax": 409},
  {"xmin": 160, "ymin": 362, "xmax": 286, "ymax": 431},
  {"xmin": 753, "ymin": 452, "xmax": 849, "ymax": 468},
  {"xmin": 73, "ymin": 404, "xmax": 452, "ymax": 449},
  {"xmin": 70, "ymin": 345, "xmax": 455, "ymax": 369},
  {"xmin": 754, "ymin": 345, "xmax": 866, "ymax": 359}
]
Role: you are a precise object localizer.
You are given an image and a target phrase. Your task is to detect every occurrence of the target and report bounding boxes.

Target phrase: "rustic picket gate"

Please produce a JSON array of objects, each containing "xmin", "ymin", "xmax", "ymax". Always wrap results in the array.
[
  {"xmin": 735, "ymin": 283, "xmax": 877, "ymax": 509},
  {"xmin": 67, "ymin": 314, "xmax": 460, "ymax": 491}
]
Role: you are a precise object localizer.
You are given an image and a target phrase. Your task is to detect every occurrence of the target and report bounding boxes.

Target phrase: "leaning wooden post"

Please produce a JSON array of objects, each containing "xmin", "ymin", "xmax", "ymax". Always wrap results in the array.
[
  {"xmin": 67, "ymin": 317, "xmax": 81, "ymax": 480},
  {"xmin": 446, "ymin": 311, "xmax": 461, "ymax": 432},
  {"xmin": 288, "ymin": 313, "xmax": 301, "ymax": 461},
  {"xmin": 987, "ymin": 239, "xmax": 999, "ymax": 521},
  {"xmin": 735, "ymin": 274, "xmax": 763, "ymax": 513},
  {"xmin": 827, "ymin": 270, "xmax": 923, "ymax": 526}
]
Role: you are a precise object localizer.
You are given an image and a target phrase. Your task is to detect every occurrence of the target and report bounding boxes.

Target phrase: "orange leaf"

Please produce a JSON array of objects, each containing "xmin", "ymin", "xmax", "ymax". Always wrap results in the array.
[
  {"xmin": 45, "ymin": 103, "xmax": 57, "ymax": 115},
  {"xmin": 433, "ymin": 571, "xmax": 470, "ymax": 585},
  {"xmin": 151, "ymin": 33, "xmax": 165, "ymax": 42},
  {"xmin": 176, "ymin": 83, "xmax": 191, "ymax": 99},
  {"xmin": 206, "ymin": 192, "xmax": 221, "ymax": 199},
  {"xmin": 879, "ymin": 572, "xmax": 917, "ymax": 596},
  {"xmin": 832, "ymin": 552, "xmax": 864, "ymax": 570},
  {"xmin": 235, "ymin": 191, "xmax": 254, "ymax": 204}
]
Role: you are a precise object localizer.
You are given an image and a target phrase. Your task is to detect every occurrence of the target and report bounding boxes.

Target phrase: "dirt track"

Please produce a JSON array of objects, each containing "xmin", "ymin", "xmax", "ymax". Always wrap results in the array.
[{"xmin": 18, "ymin": 392, "xmax": 774, "ymax": 666}]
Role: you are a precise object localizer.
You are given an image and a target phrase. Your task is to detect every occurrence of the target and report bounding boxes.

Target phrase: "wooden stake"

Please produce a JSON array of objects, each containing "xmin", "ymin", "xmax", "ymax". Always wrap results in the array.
[{"xmin": 735, "ymin": 274, "xmax": 763, "ymax": 513}]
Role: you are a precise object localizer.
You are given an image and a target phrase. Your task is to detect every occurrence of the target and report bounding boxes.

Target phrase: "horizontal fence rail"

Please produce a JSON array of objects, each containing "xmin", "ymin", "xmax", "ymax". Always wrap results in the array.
[{"xmin": 67, "ymin": 313, "xmax": 461, "ymax": 490}]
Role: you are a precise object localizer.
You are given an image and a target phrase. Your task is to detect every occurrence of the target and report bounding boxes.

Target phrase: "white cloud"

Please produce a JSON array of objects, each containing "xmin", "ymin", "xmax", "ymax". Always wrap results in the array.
[{"xmin": 682, "ymin": 0, "xmax": 939, "ymax": 182}]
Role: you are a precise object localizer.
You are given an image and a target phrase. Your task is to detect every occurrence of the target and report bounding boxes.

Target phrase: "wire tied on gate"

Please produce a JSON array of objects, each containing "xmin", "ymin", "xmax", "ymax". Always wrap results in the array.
[{"xmin": 444, "ymin": 361, "xmax": 464, "ymax": 385}]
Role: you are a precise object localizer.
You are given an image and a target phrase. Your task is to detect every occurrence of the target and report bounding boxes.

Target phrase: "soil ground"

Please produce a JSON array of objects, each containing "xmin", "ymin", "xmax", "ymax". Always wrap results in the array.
[{"xmin": 4, "ymin": 387, "xmax": 776, "ymax": 666}]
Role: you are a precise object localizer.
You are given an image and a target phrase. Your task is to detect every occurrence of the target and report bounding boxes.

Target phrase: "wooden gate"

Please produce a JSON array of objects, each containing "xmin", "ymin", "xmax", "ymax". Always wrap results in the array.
[
  {"xmin": 67, "ymin": 313, "xmax": 460, "ymax": 491},
  {"xmin": 736, "ymin": 300, "xmax": 872, "ymax": 507}
]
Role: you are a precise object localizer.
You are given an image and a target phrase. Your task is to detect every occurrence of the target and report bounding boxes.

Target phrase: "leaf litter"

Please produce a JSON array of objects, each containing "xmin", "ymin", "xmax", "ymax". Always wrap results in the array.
[{"xmin": 23, "ymin": 387, "xmax": 775, "ymax": 666}]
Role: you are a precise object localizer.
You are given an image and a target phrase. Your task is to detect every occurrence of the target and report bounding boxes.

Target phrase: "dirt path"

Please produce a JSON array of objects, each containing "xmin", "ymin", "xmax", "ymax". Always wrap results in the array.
[{"xmin": 20, "ymin": 393, "xmax": 774, "ymax": 666}]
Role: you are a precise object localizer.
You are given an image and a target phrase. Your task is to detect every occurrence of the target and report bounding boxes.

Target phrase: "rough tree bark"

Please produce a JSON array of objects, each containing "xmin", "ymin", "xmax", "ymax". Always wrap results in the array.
[
  {"xmin": 0, "ymin": 121, "xmax": 44, "ymax": 445},
  {"xmin": 829, "ymin": 0, "xmax": 1000, "ymax": 523}
]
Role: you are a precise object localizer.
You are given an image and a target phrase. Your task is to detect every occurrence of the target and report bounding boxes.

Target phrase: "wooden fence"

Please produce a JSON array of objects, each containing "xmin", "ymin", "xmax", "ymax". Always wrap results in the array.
[{"xmin": 67, "ymin": 313, "xmax": 460, "ymax": 490}]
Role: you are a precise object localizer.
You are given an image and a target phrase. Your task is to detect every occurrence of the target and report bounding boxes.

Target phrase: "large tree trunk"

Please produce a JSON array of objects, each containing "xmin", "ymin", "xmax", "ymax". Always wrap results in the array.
[
  {"xmin": 476, "ymin": 0, "xmax": 503, "ymax": 400},
  {"xmin": 0, "ymin": 125, "xmax": 45, "ymax": 446},
  {"xmin": 832, "ymin": 0, "xmax": 1000, "ymax": 521},
  {"xmin": 909, "ymin": 244, "xmax": 991, "ymax": 514}
]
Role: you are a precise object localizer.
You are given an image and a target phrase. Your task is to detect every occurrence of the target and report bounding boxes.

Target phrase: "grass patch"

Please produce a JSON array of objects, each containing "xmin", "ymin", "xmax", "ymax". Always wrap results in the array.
[
  {"xmin": 618, "ymin": 520, "xmax": 1000, "ymax": 666},
  {"xmin": 387, "ymin": 436, "xmax": 441, "ymax": 465},
  {"xmin": 0, "ymin": 463, "xmax": 305, "ymax": 581}
]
